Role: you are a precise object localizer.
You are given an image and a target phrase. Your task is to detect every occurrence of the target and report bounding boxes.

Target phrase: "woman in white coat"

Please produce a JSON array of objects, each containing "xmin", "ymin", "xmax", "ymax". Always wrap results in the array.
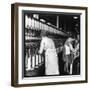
[{"xmin": 39, "ymin": 31, "xmax": 59, "ymax": 75}]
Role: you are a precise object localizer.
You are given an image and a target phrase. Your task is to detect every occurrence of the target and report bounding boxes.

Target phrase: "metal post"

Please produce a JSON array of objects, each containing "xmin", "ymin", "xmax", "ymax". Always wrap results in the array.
[{"xmin": 56, "ymin": 16, "xmax": 59, "ymax": 28}]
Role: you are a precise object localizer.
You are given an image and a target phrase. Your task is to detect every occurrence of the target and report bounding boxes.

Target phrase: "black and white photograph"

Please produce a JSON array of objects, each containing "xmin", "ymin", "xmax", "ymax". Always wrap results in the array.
[
  {"xmin": 24, "ymin": 12, "xmax": 80, "ymax": 77},
  {"xmin": 11, "ymin": 3, "xmax": 87, "ymax": 87}
]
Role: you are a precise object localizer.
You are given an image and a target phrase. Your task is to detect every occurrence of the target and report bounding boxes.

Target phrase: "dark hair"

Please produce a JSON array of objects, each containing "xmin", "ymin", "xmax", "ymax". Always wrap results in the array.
[{"xmin": 40, "ymin": 30, "xmax": 48, "ymax": 37}]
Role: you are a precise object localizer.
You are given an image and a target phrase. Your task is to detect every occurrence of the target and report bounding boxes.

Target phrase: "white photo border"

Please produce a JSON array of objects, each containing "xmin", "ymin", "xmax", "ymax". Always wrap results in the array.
[{"xmin": 14, "ymin": 4, "xmax": 87, "ymax": 85}]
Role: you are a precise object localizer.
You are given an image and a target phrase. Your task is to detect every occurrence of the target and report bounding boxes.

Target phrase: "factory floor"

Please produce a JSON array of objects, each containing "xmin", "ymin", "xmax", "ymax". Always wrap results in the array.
[
  {"xmin": 25, "ymin": 63, "xmax": 45, "ymax": 77},
  {"xmin": 24, "ymin": 52, "xmax": 80, "ymax": 77}
]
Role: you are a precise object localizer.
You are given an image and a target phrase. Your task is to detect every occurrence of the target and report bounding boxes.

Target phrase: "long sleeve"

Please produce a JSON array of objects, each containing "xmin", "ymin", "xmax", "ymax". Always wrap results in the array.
[
  {"xmin": 75, "ymin": 43, "xmax": 79, "ymax": 52},
  {"xmin": 69, "ymin": 43, "xmax": 75, "ymax": 53},
  {"xmin": 39, "ymin": 38, "xmax": 45, "ymax": 54}
]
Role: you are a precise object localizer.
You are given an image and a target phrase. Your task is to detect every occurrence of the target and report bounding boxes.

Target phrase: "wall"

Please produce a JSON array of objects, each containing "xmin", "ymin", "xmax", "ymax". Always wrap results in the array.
[{"xmin": 0, "ymin": 0, "xmax": 89, "ymax": 90}]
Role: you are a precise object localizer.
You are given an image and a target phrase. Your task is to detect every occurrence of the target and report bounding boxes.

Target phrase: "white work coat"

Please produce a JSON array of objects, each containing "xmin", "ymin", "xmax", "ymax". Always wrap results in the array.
[{"xmin": 39, "ymin": 36, "xmax": 59, "ymax": 75}]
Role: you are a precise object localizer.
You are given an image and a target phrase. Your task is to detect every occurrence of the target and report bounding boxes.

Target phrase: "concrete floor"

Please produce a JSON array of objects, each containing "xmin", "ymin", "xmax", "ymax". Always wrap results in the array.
[
  {"xmin": 25, "ymin": 63, "xmax": 45, "ymax": 77},
  {"xmin": 24, "ymin": 52, "xmax": 80, "ymax": 77}
]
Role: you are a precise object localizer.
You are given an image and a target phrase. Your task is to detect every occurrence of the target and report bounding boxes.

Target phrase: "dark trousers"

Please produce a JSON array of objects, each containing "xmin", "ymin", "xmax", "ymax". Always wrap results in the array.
[{"xmin": 72, "ymin": 57, "xmax": 80, "ymax": 75}]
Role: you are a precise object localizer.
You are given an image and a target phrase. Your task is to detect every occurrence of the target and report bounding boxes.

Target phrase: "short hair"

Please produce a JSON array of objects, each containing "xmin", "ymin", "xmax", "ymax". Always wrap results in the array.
[{"xmin": 40, "ymin": 30, "xmax": 48, "ymax": 37}]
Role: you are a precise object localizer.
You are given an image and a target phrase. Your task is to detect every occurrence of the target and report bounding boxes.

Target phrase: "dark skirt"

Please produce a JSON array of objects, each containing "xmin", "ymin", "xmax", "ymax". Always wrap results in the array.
[{"xmin": 63, "ymin": 54, "xmax": 73, "ymax": 64}]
